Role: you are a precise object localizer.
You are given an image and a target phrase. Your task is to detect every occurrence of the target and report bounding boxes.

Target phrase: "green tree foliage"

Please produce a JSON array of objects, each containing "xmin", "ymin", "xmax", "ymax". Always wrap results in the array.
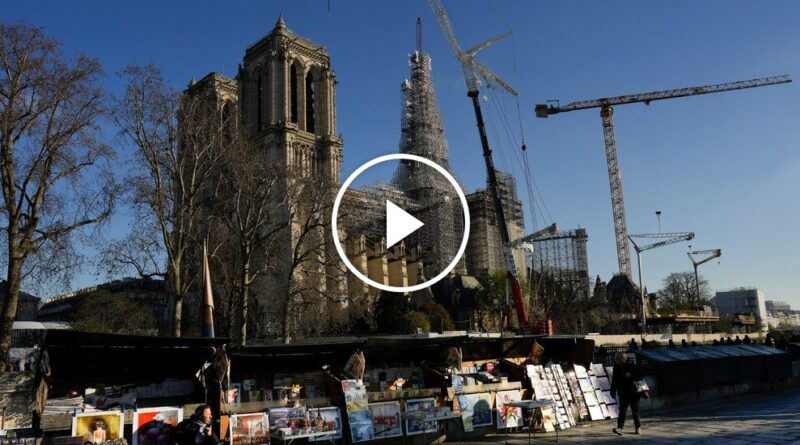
[
  {"xmin": 422, "ymin": 303, "xmax": 454, "ymax": 332},
  {"xmin": 405, "ymin": 311, "xmax": 431, "ymax": 333},
  {"xmin": 70, "ymin": 291, "xmax": 158, "ymax": 335},
  {"xmin": 374, "ymin": 292, "xmax": 434, "ymax": 334}
]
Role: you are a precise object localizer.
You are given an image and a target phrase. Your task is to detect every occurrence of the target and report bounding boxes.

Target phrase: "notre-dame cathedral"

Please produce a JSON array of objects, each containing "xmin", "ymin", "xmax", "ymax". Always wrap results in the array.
[
  {"xmin": 186, "ymin": 16, "xmax": 527, "ymax": 339},
  {"xmin": 186, "ymin": 17, "xmax": 349, "ymax": 338}
]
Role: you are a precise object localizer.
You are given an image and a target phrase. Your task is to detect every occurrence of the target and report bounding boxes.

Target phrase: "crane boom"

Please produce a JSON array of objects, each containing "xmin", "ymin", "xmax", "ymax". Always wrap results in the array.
[
  {"xmin": 535, "ymin": 74, "xmax": 791, "ymax": 279},
  {"xmin": 427, "ymin": 0, "xmax": 529, "ymax": 327},
  {"xmin": 628, "ymin": 231, "xmax": 694, "ymax": 332},
  {"xmin": 687, "ymin": 249, "xmax": 722, "ymax": 302},
  {"xmin": 688, "ymin": 249, "xmax": 722, "ymax": 267},
  {"xmin": 629, "ymin": 232, "xmax": 695, "ymax": 253},
  {"xmin": 536, "ymin": 75, "xmax": 791, "ymax": 116}
]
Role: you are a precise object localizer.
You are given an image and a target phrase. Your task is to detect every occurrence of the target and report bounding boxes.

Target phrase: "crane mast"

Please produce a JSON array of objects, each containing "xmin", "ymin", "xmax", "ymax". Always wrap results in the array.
[
  {"xmin": 628, "ymin": 231, "xmax": 695, "ymax": 332},
  {"xmin": 427, "ymin": 0, "xmax": 529, "ymax": 327},
  {"xmin": 536, "ymin": 75, "xmax": 791, "ymax": 279}
]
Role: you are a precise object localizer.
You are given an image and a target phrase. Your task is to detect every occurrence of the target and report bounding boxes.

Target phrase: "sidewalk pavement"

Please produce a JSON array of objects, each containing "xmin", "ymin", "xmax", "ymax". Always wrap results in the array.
[{"xmin": 458, "ymin": 387, "xmax": 800, "ymax": 444}]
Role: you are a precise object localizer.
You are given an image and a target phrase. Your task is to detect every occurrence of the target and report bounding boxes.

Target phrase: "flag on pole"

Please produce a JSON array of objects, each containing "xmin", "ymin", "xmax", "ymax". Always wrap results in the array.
[{"xmin": 202, "ymin": 241, "xmax": 215, "ymax": 338}]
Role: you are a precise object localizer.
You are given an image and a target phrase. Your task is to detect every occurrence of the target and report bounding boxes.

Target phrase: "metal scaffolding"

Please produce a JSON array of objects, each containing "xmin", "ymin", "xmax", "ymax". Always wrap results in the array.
[
  {"xmin": 529, "ymin": 228, "xmax": 590, "ymax": 299},
  {"xmin": 392, "ymin": 51, "xmax": 464, "ymax": 275}
]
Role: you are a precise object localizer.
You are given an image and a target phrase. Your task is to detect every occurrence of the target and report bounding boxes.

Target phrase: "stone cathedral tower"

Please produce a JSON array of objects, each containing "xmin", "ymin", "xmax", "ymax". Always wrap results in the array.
[{"xmin": 236, "ymin": 17, "xmax": 347, "ymax": 334}]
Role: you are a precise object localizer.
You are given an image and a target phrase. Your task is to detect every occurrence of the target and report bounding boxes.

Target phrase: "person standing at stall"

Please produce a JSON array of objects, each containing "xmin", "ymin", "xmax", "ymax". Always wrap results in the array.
[
  {"xmin": 610, "ymin": 352, "xmax": 644, "ymax": 435},
  {"xmin": 175, "ymin": 405, "xmax": 219, "ymax": 445}
]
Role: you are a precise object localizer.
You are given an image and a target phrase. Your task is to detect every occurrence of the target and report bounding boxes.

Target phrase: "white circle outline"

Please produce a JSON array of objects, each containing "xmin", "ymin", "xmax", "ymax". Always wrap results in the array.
[{"xmin": 331, "ymin": 153, "xmax": 470, "ymax": 293}]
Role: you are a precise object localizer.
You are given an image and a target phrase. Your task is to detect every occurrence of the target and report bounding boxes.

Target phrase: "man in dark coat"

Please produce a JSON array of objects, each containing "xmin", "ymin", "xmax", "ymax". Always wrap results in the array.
[
  {"xmin": 174, "ymin": 405, "xmax": 219, "ymax": 445},
  {"xmin": 610, "ymin": 352, "xmax": 644, "ymax": 435}
]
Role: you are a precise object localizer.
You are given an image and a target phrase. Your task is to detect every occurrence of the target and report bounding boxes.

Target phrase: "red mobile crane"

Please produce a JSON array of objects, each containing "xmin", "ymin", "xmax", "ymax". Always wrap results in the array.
[{"xmin": 427, "ymin": 0, "xmax": 535, "ymax": 329}]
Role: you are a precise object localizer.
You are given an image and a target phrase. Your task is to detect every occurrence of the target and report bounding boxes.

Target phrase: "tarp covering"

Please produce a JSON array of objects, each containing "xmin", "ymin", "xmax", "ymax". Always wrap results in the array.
[{"xmin": 636, "ymin": 344, "xmax": 791, "ymax": 394}]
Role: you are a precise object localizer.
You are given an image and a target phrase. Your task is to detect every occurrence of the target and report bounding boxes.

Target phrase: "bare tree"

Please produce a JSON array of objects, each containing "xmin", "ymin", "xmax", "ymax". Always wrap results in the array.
[
  {"xmin": 98, "ymin": 216, "xmax": 165, "ymax": 280},
  {"xmin": 114, "ymin": 63, "xmax": 225, "ymax": 336},
  {"xmin": 215, "ymin": 126, "xmax": 286, "ymax": 346},
  {"xmin": 280, "ymin": 179, "xmax": 348, "ymax": 343},
  {"xmin": 657, "ymin": 271, "xmax": 711, "ymax": 312},
  {"xmin": 0, "ymin": 23, "xmax": 117, "ymax": 370}
]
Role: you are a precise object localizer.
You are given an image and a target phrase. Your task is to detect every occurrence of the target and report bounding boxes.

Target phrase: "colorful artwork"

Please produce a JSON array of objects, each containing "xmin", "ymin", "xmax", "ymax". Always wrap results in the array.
[
  {"xmin": 72, "ymin": 411, "xmax": 125, "ymax": 444},
  {"xmin": 456, "ymin": 392, "xmax": 493, "ymax": 430},
  {"xmin": 404, "ymin": 398, "xmax": 436, "ymax": 435},
  {"xmin": 369, "ymin": 402, "xmax": 402, "ymax": 439},
  {"xmin": 133, "ymin": 407, "xmax": 183, "ymax": 445},
  {"xmin": 540, "ymin": 406, "xmax": 556, "ymax": 432},
  {"xmin": 496, "ymin": 390, "xmax": 523, "ymax": 429},
  {"xmin": 607, "ymin": 403, "xmax": 620, "ymax": 419},
  {"xmin": 229, "ymin": 413, "xmax": 269, "ymax": 445},
  {"xmin": 597, "ymin": 377, "xmax": 611, "ymax": 391},
  {"xmin": 268, "ymin": 406, "xmax": 305, "ymax": 430},
  {"xmin": 308, "ymin": 407, "xmax": 343, "ymax": 442},
  {"xmin": 342, "ymin": 380, "xmax": 373, "ymax": 443}
]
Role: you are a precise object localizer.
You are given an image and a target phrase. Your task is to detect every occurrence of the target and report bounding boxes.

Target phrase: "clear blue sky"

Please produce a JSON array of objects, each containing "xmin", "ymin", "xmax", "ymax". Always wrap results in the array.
[{"xmin": 4, "ymin": 1, "xmax": 800, "ymax": 307}]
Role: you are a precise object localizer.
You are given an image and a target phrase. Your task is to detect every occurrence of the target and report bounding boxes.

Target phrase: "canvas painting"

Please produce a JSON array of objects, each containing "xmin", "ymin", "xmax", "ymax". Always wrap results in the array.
[
  {"xmin": 133, "ymin": 407, "xmax": 183, "ymax": 445},
  {"xmin": 588, "ymin": 405, "xmax": 604, "ymax": 421},
  {"xmin": 600, "ymin": 403, "xmax": 610, "ymax": 419},
  {"xmin": 583, "ymin": 391, "xmax": 598, "ymax": 406},
  {"xmin": 591, "ymin": 363, "xmax": 606, "ymax": 376},
  {"xmin": 540, "ymin": 406, "xmax": 556, "ymax": 432},
  {"xmin": 496, "ymin": 390, "xmax": 523, "ymax": 429},
  {"xmin": 72, "ymin": 411, "xmax": 125, "ymax": 444},
  {"xmin": 456, "ymin": 392, "xmax": 493, "ymax": 429},
  {"xmin": 268, "ymin": 406, "xmax": 305, "ymax": 430},
  {"xmin": 369, "ymin": 402, "xmax": 402, "ymax": 439},
  {"xmin": 308, "ymin": 407, "xmax": 343, "ymax": 441},
  {"xmin": 404, "ymin": 398, "xmax": 437, "ymax": 435},
  {"xmin": 229, "ymin": 413, "xmax": 269, "ymax": 445}
]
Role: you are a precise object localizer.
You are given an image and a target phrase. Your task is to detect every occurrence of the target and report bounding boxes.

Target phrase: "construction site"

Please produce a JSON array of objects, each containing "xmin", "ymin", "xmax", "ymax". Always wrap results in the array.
[{"xmin": 332, "ymin": 0, "xmax": 795, "ymax": 336}]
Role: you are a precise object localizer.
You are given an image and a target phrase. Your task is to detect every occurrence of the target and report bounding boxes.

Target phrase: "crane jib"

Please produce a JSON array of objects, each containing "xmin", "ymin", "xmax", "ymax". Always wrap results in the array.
[{"xmin": 536, "ymin": 74, "xmax": 791, "ymax": 115}]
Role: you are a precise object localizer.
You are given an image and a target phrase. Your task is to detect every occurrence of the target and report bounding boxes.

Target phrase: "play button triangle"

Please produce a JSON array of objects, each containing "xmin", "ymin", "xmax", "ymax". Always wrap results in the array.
[{"xmin": 386, "ymin": 200, "xmax": 424, "ymax": 248}]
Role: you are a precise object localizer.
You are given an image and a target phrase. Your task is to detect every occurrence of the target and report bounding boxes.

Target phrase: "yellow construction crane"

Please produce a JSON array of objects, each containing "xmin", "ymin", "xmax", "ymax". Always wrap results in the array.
[
  {"xmin": 535, "ymin": 75, "xmax": 791, "ymax": 279},
  {"xmin": 628, "ymin": 231, "xmax": 694, "ymax": 332},
  {"xmin": 687, "ymin": 248, "xmax": 722, "ymax": 301}
]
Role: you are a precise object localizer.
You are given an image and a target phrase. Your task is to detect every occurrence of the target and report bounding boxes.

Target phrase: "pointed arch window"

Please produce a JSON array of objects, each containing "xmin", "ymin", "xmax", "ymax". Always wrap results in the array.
[
  {"xmin": 257, "ymin": 74, "xmax": 263, "ymax": 131},
  {"xmin": 305, "ymin": 70, "xmax": 315, "ymax": 133},
  {"xmin": 290, "ymin": 65, "xmax": 298, "ymax": 124}
]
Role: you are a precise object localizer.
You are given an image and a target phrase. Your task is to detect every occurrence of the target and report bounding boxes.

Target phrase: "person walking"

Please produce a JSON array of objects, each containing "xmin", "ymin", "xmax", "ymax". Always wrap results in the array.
[{"xmin": 610, "ymin": 352, "xmax": 644, "ymax": 435}]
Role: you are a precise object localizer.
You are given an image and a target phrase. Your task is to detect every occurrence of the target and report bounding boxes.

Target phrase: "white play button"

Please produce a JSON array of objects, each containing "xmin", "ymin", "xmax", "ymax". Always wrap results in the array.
[{"xmin": 386, "ymin": 200, "xmax": 424, "ymax": 248}]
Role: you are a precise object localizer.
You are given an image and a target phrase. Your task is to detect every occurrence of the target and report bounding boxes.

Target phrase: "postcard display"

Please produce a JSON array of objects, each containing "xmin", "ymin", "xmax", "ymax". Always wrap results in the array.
[
  {"xmin": 573, "ymin": 364, "xmax": 618, "ymax": 421},
  {"xmin": 342, "ymin": 380, "xmax": 374, "ymax": 443},
  {"xmin": 526, "ymin": 365, "xmax": 575, "ymax": 430}
]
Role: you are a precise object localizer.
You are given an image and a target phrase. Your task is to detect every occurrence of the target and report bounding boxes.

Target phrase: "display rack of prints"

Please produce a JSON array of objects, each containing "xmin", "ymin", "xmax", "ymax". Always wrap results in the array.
[
  {"xmin": 342, "ymin": 380, "xmax": 373, "ymax": 443},
  {"xmin": 404, "ymin": 398, "xmax": 437, "ymax": 435},
  {"xmin": 368, "ymin": 401, "xmax": 402, "ymax": 439},
  {"xmin": 495, "ymin": 390, "xmax": 523, "ymax": 429},
  {"xmin": 565, "ymin": 370, "xmax": 589, "ymax": 420},
  {"xmin": 526, "ymin": 366, "xmax": 572, "ymax": 430},
  {"xmin": 551, "ymin": 364, "xmax": 577, "ymax": 428},
  {"xmin": 586, "ymin": 363, "xmax": 619, "ymax": 420}
]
